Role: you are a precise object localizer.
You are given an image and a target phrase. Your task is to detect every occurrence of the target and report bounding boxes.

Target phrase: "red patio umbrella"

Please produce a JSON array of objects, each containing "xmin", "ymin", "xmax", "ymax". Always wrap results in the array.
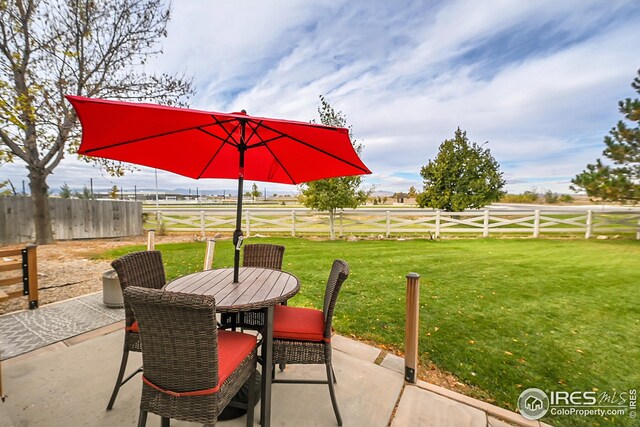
[{"xmin": 66, "ymin": 95, "xmax": 371, "ymax": 281}]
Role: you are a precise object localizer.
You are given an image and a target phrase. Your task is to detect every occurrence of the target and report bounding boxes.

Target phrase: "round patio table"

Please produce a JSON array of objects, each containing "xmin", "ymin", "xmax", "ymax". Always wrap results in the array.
[{"xmin": 164, "ymin": 266, "xmax": 300, "ymax": 427}]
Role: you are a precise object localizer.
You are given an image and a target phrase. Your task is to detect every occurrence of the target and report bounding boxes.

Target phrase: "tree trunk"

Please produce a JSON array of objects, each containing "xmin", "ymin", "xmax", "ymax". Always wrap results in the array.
[
  {"xmin": 328, "ymin": 209, "xmax": 336, "ymax": 240},
  {"xmin": 29, "ymin": 168, "xmax": 53, "ymax": 244}
]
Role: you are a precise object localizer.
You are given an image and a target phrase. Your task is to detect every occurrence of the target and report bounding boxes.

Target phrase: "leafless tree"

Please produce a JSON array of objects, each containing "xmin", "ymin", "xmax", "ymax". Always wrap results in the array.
[{"xmin": 0, "ymin": 0, "xmax": 193, "ymax": 243}]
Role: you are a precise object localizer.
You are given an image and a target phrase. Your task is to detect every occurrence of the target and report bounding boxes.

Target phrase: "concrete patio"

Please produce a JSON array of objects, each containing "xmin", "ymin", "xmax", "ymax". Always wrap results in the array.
[{"xmin": 0, "ymin": 293, "xmax": 549, "ymax": 427}]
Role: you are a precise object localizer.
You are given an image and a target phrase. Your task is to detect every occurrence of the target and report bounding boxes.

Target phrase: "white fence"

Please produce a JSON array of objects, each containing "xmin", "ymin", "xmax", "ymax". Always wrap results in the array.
[{"xmin": 143, "ymin": 208, "xmax": 640, "ymax": 239}]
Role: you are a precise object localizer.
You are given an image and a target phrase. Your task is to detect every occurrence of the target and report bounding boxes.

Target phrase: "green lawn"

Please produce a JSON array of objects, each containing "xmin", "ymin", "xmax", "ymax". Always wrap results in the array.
[{"xmin": 101, "ymin": 237, "xmax": 640, "ymax": 427}]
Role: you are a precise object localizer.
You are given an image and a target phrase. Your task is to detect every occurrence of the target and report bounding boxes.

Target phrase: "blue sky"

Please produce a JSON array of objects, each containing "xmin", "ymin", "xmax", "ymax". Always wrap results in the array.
[{"xmin": 4, "ymin": 0, "xmax": 640, "ymax": 195}]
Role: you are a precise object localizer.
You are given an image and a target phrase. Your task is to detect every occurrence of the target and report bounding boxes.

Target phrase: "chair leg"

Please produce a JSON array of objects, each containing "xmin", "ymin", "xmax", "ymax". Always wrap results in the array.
[
  {"xmin": 137, "ymin": 410, "xmax": 147, "ymax": 427},
  {"xmin": 106, "ymin": 349, "xmax": 130, "ymax": 410},
  {"xmin": 325, "ymin": 362, "xmax": 342, "ymax": 426},
  {"xmin": 246, "ymin": 369, "xmax": 256, "ymax": 427},
  {"xmin": 331, "ymin": 365, "xmax": 337, "ymax": 384},
  {"xmin": 161, "ymin": 416, "xmax": 170, "ymax": 427}
]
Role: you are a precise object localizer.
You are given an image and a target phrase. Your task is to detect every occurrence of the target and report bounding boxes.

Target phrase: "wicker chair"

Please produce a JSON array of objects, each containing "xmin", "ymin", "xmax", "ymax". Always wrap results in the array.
[
  {"xmin": 271, "ymin": 259, "xmax": 350, "ymax": 426},
  {"xmin": 124, "ymin": 286, "xmax": 257, "ymax": 427},
  {"xmin": 106, "ymin": 251, "xmax": 166, "ymax": 411},
  {"xmin": 220, "ymin": 244, "xmax": 286, "ymax": 331}
]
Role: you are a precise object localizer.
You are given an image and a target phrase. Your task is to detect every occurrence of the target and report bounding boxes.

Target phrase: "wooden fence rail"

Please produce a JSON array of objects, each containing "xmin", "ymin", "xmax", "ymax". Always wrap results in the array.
[
  {"xmin": 0, "ymin": 244, "xmax": 38, "ymax": 308},
  {"xmin": 143, "ymin": 208, "xmax": 640, "ymax": 239}
]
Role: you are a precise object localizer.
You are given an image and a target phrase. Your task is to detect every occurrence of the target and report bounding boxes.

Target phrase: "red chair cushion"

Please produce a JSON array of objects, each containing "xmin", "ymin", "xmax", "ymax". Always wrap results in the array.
[
  {"xmin": 128, "ymin": 320, "xmax": 139, "ymax": 333},
  {"xmin": 217, "ymin": 330, "xmax": 257, "ymax": 386},
  {"xmin": 272, "ymin": 305, "xmax": 326, "ymax": 342}
]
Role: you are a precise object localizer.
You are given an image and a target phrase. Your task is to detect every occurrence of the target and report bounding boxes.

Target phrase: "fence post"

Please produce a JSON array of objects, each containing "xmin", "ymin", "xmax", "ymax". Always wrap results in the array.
[
  {"xmin": 585, "ymin": 210, "xmax": 593, "ymax": 239},
  {"xmin": 291, "ymin": 210, "xmax": 296, "ymax": 237},
  {"xmin": 483, "ymin": 210, "xmax": 490, "ymax": 238},
  {"xmin": 386, "ymin": 211, "xmax": 391, "ymax": 238},
  {"xmin": 204, "ymin": 239, "xmax": 215, "ymax": 270},
  {"xmin": 435, "ymin": 210, "xmax": 441, "ymax": 239},
  {"xmin": 533, "ymin": 210, "xmax": 540, "ymax": 238},
  {"xmin": 24, "ymin": 244, "xmax": 38, "ymax": 309},
  {"xmin": 245, "ymin": 210, "xmax": 251, "ymax": 237},
  {"xmin": 404, "ymin": 273, "xmax": 420, "ymax": 383},
  {"xmin": 156, "ymin": 211, "xmax": 163, "ymax": 232},
  {"xmin": 339, "ymin": 211, "xmax": 343, "ymax": 238},
  {"xmin": 200, "ymin": 211, "xmax": 206, "ymax": 238},
  {"xmin": 637, "ymin": 217, "xmax": 640, "ymax": 240},
  {"xmin": 147, "ymin": 229, "xmax": 155, "ymax": 250}
]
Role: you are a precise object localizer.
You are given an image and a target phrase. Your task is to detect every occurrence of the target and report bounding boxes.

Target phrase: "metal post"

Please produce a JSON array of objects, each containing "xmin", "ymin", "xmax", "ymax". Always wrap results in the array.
[
  {"xmin": 154, "ymin": 169, "xmax": 159, "ymax": 210},
  {"xmin": 23, "ymin": 244, "xmax": 38, "ymax": 309},
  {"xmin": 404, "ymin": 273, "xmax": 420, "ymax": 383},
  {"xmin": 204, "ymin": 239, "xmax": 215, "ymax": 270},
  {"xmin": 147, "ymin": 229, "xmax": 155, "ymax": 251}
]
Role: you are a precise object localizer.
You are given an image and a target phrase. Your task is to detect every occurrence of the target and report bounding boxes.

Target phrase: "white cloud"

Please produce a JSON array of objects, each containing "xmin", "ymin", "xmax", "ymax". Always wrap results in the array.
[{"xmin": 3, "ymin": 0, "xmax": 640, "ymax": 196}]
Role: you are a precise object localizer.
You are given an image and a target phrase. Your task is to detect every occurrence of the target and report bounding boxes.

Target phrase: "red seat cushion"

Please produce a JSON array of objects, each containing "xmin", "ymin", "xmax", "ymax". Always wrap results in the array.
[
  {"xmin": 127, "ymin": 320, "xmax": 139, "ymax": 333},
  {"xmin": 272, "ymin": 305, "xmax": 326, "ymax": 342},
  {"xmin": 217, "ymin": 330, "xmax": 257, "ymax": 386}
]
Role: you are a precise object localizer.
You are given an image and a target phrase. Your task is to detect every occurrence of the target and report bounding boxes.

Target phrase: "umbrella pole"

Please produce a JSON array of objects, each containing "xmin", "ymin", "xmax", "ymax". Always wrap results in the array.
[
  {"xmin": 233, "ymin": 174, "xmax": 244, "ymax": 283},
  {"xmin": 233, "ymin": 119, "xmax": 248, "ymax": 283}
]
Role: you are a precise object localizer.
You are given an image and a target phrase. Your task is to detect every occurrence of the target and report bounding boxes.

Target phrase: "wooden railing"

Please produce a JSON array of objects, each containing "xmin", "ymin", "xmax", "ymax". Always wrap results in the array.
[
  {"xmin": 142, "ymin": 208, "xmax": 640, "ymax": 239},
  {"xmin": 0, "ymin": 244, "xmax": 39, "ymax": 309}
]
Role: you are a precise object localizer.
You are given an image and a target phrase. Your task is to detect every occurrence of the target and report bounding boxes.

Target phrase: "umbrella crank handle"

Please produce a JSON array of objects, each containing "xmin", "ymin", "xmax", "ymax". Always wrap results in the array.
[{"xmin": 234, "ymin": 232, "xmax": 244, "ymax": 251}]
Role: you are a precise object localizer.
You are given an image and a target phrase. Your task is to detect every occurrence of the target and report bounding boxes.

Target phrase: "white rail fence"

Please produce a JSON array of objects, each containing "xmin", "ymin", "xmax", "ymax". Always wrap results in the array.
[{"xmin": 143, "ymin": 208, "xmax": 640, "ymax": 239}]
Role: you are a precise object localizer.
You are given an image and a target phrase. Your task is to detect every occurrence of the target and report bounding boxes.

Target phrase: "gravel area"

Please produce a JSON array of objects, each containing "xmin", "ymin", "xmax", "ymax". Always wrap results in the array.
[{"xmin": 0, "ymin": 234, "xmax": 197, "ymax": 315}]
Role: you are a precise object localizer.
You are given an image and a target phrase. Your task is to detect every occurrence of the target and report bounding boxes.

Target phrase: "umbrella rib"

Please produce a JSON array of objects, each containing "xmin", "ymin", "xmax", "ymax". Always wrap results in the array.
[
  {"xmin": 261, "ymin": 138, "xmax": 298, "ymax": 184},
  {"xmin": 80, "ymin": 123, "xmax": 219, "ymax": 154},
  {"xmin": 245, "ymin": 120, "xmax": 297, "ymax": 183},
  {"xmin": 195, "ymin": 132, "xmax": 229, "ymax": 179},
  {"xmin": 210, "ymin": 115, "xmax": 241, "ymax": 146},
  {"xmin": 246, "ymin": 119, "xmax": 370, "ymax": 174}
]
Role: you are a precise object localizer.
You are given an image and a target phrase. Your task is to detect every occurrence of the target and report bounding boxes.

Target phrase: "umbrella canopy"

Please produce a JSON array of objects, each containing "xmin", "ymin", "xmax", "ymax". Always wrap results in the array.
[{"xmin": 66, "ymin": 95, "xmax": 371, "ymax": 281}]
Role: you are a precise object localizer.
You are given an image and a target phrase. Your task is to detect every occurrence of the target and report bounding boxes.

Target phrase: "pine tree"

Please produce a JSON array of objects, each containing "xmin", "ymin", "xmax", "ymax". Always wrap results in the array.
[{"xmin": 572, "ymin": 69, "xmax": 640, "ymax": 203}]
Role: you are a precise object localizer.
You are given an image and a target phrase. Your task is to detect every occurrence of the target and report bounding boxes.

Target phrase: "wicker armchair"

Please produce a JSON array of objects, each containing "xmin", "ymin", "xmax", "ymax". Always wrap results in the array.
[
  {"xmin": 271, "ymin": 259, "xmax": 350, "ymax": 426},
  {"xmin": 124, "ymin": 286, "xmax": 257, "ymax": 427},
  {"xmin": 220, "ymin": 244, "xmax": 285, "ymax": 331},
  {"xmin": 106, "ymin": 251, "xmax": 166, "ymax": 411}
]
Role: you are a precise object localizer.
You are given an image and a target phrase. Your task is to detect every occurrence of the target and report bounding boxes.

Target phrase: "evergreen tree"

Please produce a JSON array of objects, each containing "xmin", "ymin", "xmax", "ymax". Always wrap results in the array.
[
  {"xmin": 417, "ymin": 128, "xmax": 505, "ymax": 211},
  {"xmin": 59, "ymin": 183, "xmax": 72, "ymax": 199},
  {"xmin": 572, "ymin": 69, "xmax": 640, "ymax": 203}
]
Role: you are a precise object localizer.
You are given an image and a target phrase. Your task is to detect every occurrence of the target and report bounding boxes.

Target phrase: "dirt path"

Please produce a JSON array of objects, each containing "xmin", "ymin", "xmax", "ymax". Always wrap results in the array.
[{"xmin": 0, "ymin": 234, "xmax": 197, "ymax": 315}]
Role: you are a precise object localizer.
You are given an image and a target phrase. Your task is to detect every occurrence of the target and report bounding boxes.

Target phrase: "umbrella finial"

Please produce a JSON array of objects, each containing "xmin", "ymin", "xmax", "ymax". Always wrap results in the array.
[{"xmin": 241, "ymin": 109, "xmax": 247, "ymax": 114}]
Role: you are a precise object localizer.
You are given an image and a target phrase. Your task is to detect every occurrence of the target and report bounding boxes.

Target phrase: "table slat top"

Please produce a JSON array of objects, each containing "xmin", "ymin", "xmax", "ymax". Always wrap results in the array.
[{"xmin": 164, "ymin": 267, "xmax": 299, "ymax": 312}]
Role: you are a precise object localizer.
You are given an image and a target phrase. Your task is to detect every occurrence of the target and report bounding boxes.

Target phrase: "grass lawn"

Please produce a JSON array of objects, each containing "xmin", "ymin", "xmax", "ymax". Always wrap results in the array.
[{"xmin": 101, "ymin": 237, "xmax": 640, "ymax": 427}]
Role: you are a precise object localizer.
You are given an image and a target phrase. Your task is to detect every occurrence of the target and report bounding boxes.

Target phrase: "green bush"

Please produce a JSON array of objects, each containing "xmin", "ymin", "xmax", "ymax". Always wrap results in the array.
[
  {"xmin": 544, "ymin": 190, "xmax": 559, "ymax": 204},
  {"xmin": 500, "ymin": 191, "xmax": 538, "ymax": 203}
]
